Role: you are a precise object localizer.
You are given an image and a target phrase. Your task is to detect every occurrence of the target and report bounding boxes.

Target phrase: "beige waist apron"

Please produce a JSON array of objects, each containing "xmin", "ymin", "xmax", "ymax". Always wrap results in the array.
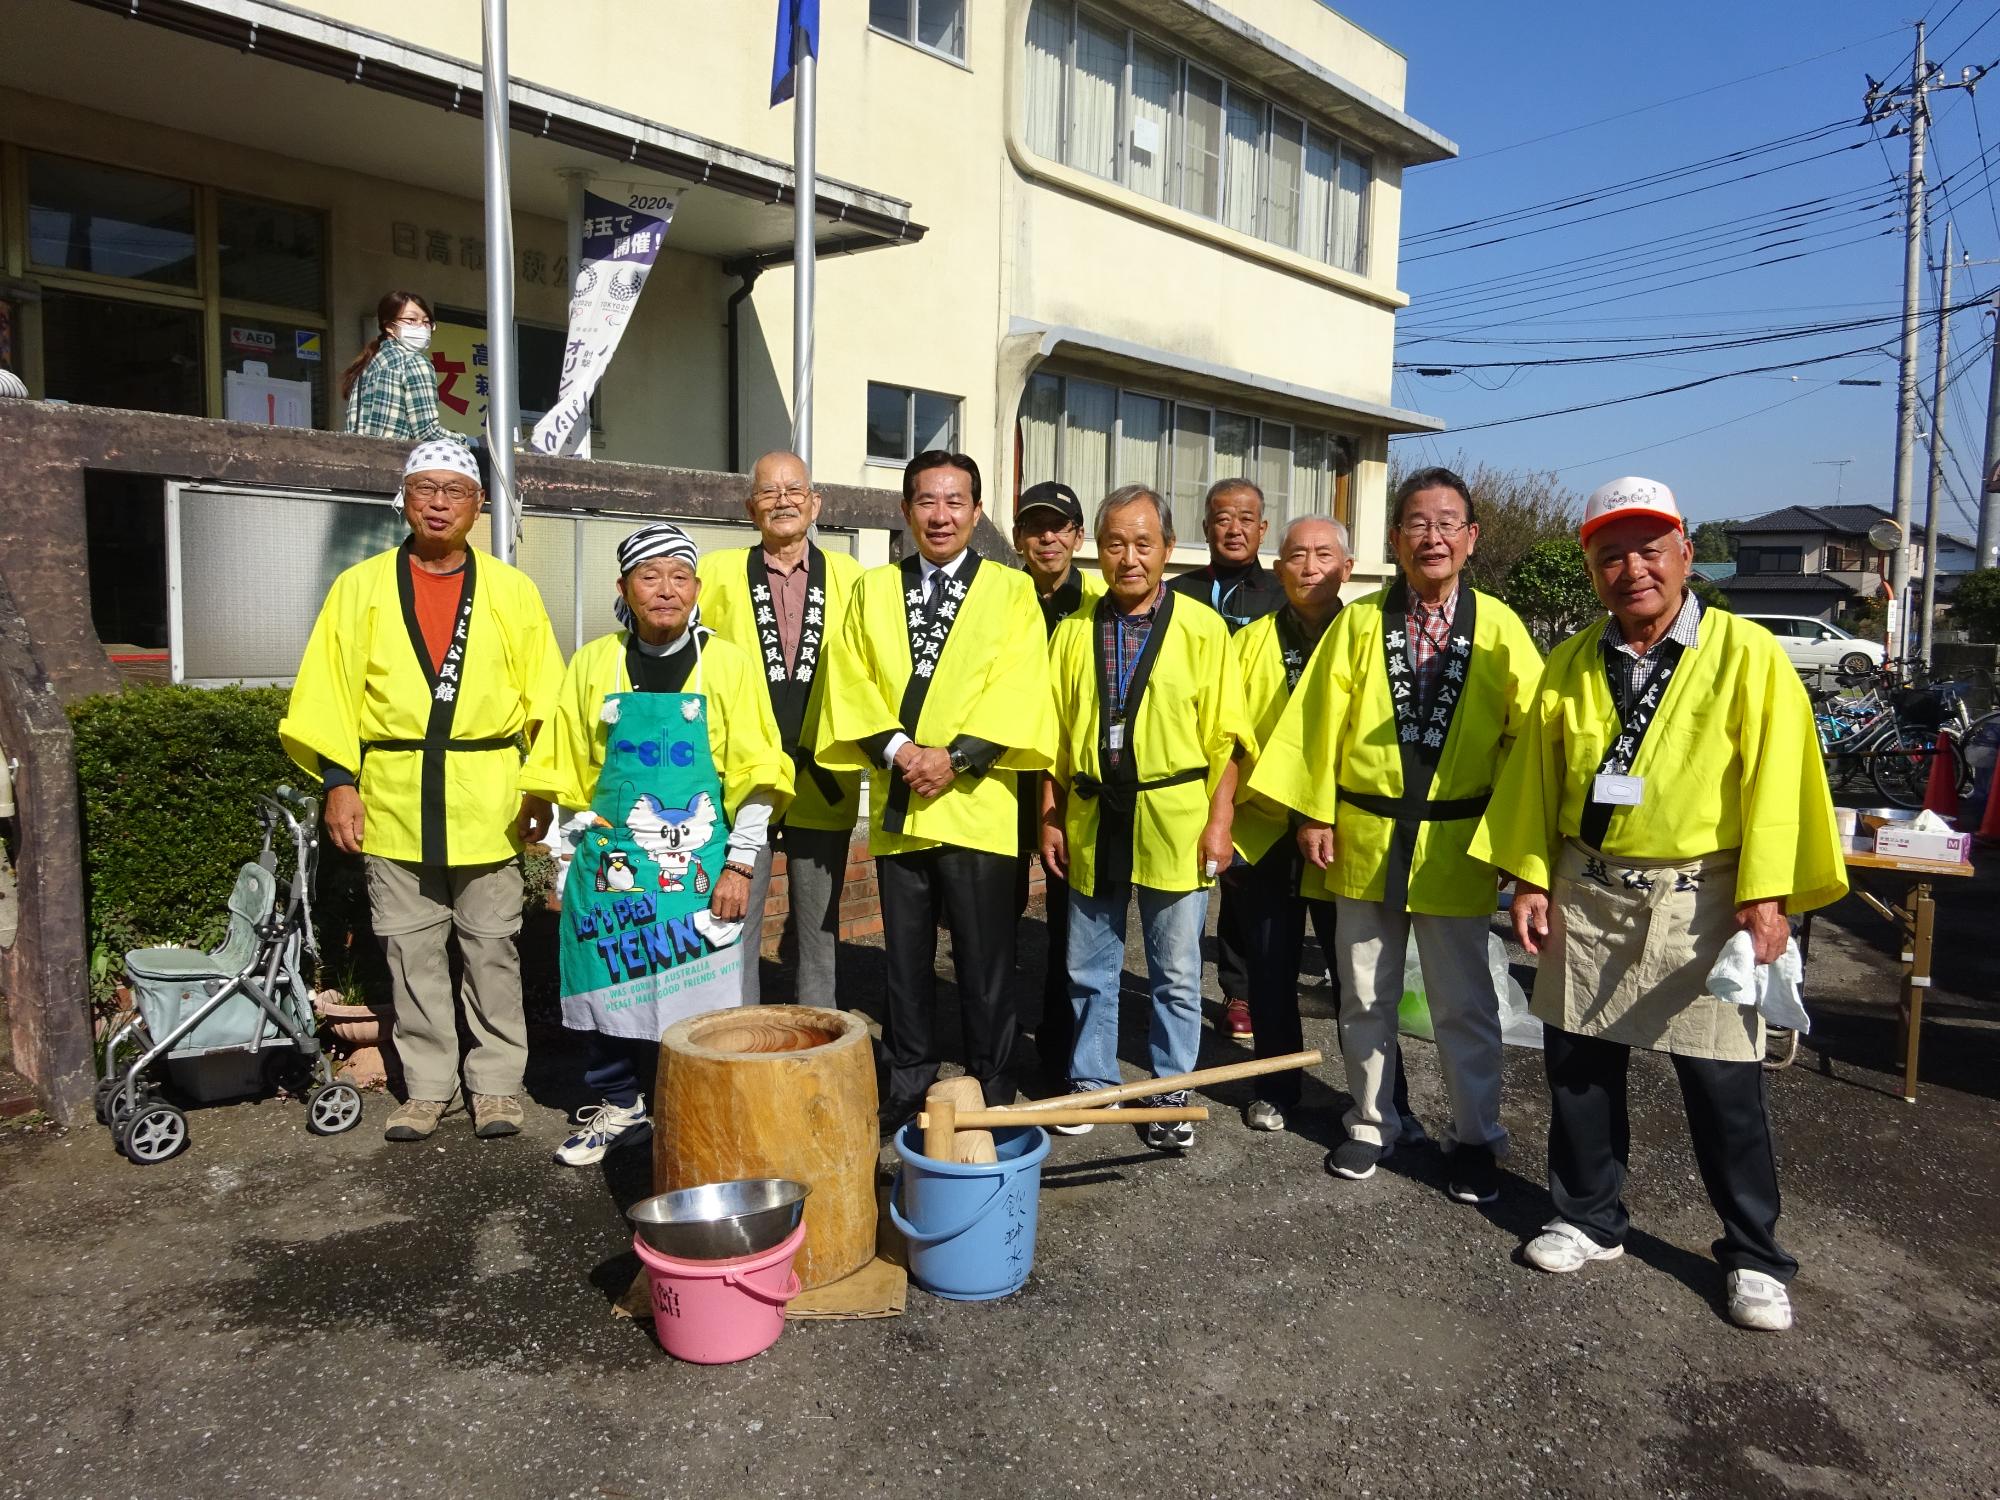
[{"xmin": 1531, "ymin": 840, "xmax": 1761, "ymax": 1062}]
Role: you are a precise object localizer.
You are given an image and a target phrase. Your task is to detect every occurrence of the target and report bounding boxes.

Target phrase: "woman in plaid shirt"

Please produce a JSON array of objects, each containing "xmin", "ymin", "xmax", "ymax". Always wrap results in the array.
[{"xmin": 341, "ymin": 291, "xmax": 457, "ymax": 443}]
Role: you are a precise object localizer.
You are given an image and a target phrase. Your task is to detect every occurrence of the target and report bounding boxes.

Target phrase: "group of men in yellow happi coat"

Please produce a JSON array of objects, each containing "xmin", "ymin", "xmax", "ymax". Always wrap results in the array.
[{"xmin": 284, "ymin": 437, "xmax": 1842, "ymax": 1333}]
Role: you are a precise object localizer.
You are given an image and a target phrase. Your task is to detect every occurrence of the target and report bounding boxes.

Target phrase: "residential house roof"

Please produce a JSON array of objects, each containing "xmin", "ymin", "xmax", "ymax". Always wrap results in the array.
[{"xmin": 1727, "ymin": 503, "xmax": 1974, "ymax": 549}]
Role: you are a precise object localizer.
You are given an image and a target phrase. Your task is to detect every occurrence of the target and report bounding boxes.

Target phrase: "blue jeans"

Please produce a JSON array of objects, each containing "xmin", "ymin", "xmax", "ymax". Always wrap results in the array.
[{"xmin": 1067, "ymin": 880, "xmax": 1209, "ymax": 1088}]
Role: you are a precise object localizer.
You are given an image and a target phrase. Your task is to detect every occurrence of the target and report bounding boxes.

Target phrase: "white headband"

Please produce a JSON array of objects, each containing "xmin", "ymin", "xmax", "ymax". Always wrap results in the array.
[{"xmin": 397, "ymin": 440, "xmax": 481, "ymax": 509}]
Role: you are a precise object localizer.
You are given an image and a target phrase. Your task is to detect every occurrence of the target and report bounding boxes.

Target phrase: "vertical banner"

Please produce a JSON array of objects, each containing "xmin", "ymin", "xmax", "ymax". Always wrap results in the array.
[{"xmin": 531, "ymin": 190, "xmax": 674, "ymax": 456}]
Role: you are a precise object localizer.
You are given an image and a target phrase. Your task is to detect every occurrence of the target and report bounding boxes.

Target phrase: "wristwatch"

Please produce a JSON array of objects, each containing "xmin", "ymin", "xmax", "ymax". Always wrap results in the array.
[{"xmin": 947, "ymin": 746, "xmax": 974, "ymax": 776}]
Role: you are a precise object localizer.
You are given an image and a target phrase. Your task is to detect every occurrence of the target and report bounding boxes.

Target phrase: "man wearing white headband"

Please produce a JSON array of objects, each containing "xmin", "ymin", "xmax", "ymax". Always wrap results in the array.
[
  {"xmin": 522, "ymin": 521, "xmax": 792, "ymax": 1166},
  {"xmin": 282, "ymin": 440, "xmax": 562, "ymax": 1144},
  {"xmin": 1472, "ymin": 476, "xmax": 1846, "ymax": 1332}
]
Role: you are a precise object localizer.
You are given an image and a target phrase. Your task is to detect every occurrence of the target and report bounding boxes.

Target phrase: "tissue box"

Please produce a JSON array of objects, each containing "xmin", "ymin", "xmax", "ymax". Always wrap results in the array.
[{"xmin": 1874, "ymin": 825, "xmax": 1971, "ymax": 862}]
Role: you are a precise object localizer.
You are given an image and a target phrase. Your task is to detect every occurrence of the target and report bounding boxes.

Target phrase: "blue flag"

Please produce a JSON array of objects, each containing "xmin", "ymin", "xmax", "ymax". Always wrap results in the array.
[{"xmin": 771, "ymin": 0, "xmax": 820, "ymax": 106}]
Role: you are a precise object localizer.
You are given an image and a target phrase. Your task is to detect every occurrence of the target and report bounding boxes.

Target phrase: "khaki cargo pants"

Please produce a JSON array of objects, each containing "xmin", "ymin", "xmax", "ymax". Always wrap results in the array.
[{"xmin": 366, "ymin": 856, "xmax": 527, "ymax": 1101}]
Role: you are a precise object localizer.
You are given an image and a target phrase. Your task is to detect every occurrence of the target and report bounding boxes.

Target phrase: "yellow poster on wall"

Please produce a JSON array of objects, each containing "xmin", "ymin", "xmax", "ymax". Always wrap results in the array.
[{"xmin": 430, "ymin": 317, "xmax": 491, "ymax": 441}]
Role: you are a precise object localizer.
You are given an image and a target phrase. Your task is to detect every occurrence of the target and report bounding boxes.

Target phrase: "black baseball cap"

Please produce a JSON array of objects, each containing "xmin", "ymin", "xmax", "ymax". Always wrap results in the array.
[{"xmin": 1016, "ymin": 481, "xmax": 1084, "ymax": 528}]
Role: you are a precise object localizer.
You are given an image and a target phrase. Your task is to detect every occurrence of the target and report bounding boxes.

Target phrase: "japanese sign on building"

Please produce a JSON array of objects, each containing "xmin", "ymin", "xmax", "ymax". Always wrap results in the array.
[{"xmin": 530, "ymin": 190, "xmax": 675, "ymax": 457}]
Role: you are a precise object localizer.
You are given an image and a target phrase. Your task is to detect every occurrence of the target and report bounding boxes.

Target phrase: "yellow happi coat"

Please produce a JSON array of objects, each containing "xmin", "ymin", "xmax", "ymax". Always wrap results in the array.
[
  {"xmin": 1468, "ymin": 608, "xmax": 1847, "ymax": 912},
  {"xmin": 1048, "ymin": 591, "xmax": 1246, "ymax": 898},
  {"xmin": 280, "ymin": 543, "xmax": 562, "ymax": 866},
  {"xmin": 1248, "ymin": 585, "xmax": 1544, "ymax": 916},
  {"xmin": 816, "ymin": 553, "xmax": 1056, "ymax": 859},
  {"xmin": 695, "ymin": 544, "xmax": 862, "ymax": 831},
  {"xmin": 519, "ymin": 630, "xmax": 794, "ymax": 823},
  {"xmin": 1229, "ymin": 606, "xmax": 1330, "ymax": 866}
]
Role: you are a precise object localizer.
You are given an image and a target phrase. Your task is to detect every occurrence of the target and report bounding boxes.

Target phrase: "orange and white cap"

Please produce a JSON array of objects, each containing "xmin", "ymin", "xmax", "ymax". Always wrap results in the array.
[{"xmin": 1580, "ymin": 476, "xmax": 1684, "ymax": 544}]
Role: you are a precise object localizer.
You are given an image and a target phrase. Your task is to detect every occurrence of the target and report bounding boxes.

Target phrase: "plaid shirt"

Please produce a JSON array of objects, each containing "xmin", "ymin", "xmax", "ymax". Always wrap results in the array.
[
  {"xmin": 1408, "ymin": 585, "xmax": 1459, "ymax": 705},
  {"xmin": 1603, "ymin": 588, "xmax": 1703, "ymax": 711},
  {"xmin": 343, "ymin": 336, "xmax": 454, "ymax": 443},
  {"xmin": 1099, "ymin": 587, "xmax": 1163, "ymax": 770}
]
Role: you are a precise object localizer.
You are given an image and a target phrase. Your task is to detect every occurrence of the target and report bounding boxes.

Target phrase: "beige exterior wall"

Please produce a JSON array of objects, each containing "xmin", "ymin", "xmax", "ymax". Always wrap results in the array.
[{"xmin": 5, "ymin": 0, "xmax": 1439, "ymax": 577}]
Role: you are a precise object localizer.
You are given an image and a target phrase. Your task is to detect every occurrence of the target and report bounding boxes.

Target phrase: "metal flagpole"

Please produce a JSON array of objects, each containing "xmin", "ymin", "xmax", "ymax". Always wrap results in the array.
[
  {"xmin": 481, "ymin": 0, "xmax": 519, "ymax": 562},
  {"xmin": 557, "ymin": 167, "xmax": 592, "ymax": 460},
  {"xmin": 791, "ymin": 24, "xmax": 816, "ymax": 472}
]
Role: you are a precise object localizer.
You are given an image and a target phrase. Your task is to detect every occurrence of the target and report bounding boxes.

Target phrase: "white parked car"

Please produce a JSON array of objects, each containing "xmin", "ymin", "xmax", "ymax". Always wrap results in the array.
[{"xmin": 1740, "ymin": 615, "xmax": 1885, "ymax": 676}]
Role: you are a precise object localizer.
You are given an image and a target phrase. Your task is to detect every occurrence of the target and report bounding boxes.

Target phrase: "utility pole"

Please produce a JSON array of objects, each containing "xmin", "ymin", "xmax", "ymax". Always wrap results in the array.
[
  {"xmin": 1921, "ymin": 224, "xmax": 1952, "ymax": 669},
  {"xmin": 1867, "ymin": 28, "xmax": 1992, "ymax": 643},
  {"xmin": 1981, "ymin": 294, "xmax": 2000, "ymax": 568}
]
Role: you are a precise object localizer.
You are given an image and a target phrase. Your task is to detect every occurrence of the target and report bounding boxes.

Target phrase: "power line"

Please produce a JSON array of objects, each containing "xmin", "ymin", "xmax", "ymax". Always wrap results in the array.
[
  {"xmin": 1451, "ymin": 29, "xmax": 1902, "ymax": 161},
  {"xmin": 1417, "ymin": 339, "xmax": 1910, "ymax": 437},
  {"xmin": 1547, "ymin": 383, "xmax": 1835, "ymax": 474},
  {"xmin": 1407, "ymin": 122, "xmax": 1854, "ymax": 243}
]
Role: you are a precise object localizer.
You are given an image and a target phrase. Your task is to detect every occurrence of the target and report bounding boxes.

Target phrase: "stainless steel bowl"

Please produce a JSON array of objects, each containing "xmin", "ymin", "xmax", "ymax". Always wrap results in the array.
[{"xmin": 628, "ymin": 1178, "xmax": 810, "ymax": 1260}]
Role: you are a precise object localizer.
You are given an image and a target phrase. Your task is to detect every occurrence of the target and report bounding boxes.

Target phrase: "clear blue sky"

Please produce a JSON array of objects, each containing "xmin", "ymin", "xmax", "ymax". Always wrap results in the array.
[{"xmin": 1329, "ymin": 0, "xmax": 2000, "ymax": 533}]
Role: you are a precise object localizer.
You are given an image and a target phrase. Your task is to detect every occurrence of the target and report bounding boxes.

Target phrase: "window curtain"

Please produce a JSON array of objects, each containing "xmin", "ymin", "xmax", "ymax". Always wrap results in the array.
[
  {"xmin": 1117, "ymin": 392, "xmax": 1168, "ymax": 492},
  {"xmin": 1128, "ymin": 39, "xmax": 1177, "ymax": 204},
  {"xmin": 1020, "ymin": 373, "xmax": 1062, "ymax": 487},
  {"xmin": 1180, "ymin": 68, "xmax": 1224, "ymax": 219},
  {"xmin": 1258, "ymin": 423, "xmax": 1293, "ymax": 526},
  {"xmin": 1071, "ymin": 13, "xmax": 1124, "ymax": 182},
  {"xmin": 1172, "ymin": 404, "xmax": 1211, "ymax": 537},
  {"xmin": 1335, "ymin": 146, "xmax": 1371, "ymax": 272},
  {"xmin": 1292, "ymin": 427, "xmax": 1328, "ymax": 517},
  {"xmin": 1266, "ymin": 112, "xmax": 1304, "ymax": 251},
  {"xmin": 1301, "ymin": 129, "xmax": 1336, "ymax": 264},
  {"xmin": 1214, "ymin": 410, "xmax": 1254, "ymax": 480},
  {"xmin": 1023, "ymin": 0, "xmax": 1069, "ymax": 161},
  {"xmin": 1222, "ymin": 92, "xmax": 1262, "ymax": 236},
  {"xmin": 1064, "ymin": 379, "xmax": 1116, "ymax": 500}
]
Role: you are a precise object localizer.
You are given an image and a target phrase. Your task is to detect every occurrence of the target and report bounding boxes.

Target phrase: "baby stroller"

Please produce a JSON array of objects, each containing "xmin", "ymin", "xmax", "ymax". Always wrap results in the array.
[{"xmin": 95, "ymin": 785, "xmax": 364, "ymax": 1163}]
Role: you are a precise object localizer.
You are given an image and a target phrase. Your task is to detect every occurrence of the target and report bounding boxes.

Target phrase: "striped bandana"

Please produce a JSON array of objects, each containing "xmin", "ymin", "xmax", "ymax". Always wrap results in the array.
[{"xmin": 614, "ymin": 522, "xmax": 702, "ymax": 632}]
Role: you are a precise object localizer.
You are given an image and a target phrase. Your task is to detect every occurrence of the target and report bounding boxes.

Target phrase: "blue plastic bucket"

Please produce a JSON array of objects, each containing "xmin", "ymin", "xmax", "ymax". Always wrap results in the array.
[{"xmin": 889, "ymin": 1121, "xmax": 1051, "ymax": 1301}]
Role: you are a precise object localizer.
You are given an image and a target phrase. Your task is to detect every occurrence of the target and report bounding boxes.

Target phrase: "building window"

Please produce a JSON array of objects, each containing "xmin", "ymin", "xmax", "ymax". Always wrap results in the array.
[
  {"xmin": 867, "ymin": 381, "xmax": 963, "ymax": 463},
  {"xmin": 28, "ymin": 155, "xmax": 197, "ymax": 288},
  {"xmin": 21, "ymin": 151, "xmax": 331, "ymax": 426},
  {"xmin": 1019, "ymin": 371, "xmax": 1357, "ymax": 544},
  {"xmin": 1021, "ymin": 2, "xmax": 1374, "ymax": 274},
  {"xmin": 1825, "ymin": 542, "xmax": 1862, "ymax": 571},
  {"xmin": 871, "ymin": 0, "xmax": 966, "ymax": 61},
  {"xmin": 1738, "ymin": 546, "xmax": 1804, "ymax": 576}
]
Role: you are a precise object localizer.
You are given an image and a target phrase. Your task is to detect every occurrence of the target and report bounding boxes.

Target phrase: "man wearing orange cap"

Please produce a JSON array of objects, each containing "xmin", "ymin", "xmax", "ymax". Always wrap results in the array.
[{"xmin": 1471, "ymin": 476, "xmax": 1847, "ymax": 1333}]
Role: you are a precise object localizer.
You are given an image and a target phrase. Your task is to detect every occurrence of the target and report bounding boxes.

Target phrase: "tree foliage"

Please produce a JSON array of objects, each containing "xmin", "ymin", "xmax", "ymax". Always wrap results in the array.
[
  {"xmin": 1503, "ymin": 538, "xmax": 1601, "ymax": 648},
  {"xmin": 1953, "ymin": 568, "xmax": 2000, "ymax": 641},
  {"xmin": 1388, "ymin": 450, "xmax": 1580, "ymax": 594},
  {"xmin": 1689, "ymin": 521, "xmax": 1735, "ymax": 563}
]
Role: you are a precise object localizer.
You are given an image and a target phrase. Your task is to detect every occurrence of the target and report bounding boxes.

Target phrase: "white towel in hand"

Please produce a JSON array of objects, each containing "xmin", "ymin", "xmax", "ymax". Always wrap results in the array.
[{"xmin": 1707, "ymin": 930, "xmax": 1810, "ymax": 1034}]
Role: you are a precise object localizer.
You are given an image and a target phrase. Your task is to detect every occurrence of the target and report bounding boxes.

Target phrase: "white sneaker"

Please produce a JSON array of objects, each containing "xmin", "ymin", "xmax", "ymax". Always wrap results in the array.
[
  {"xmin": 553, "ymin": 1099, "xmax": 652, "ymax": 1166},
  {"xmin": 1726, "ymin": 1269, "xmax": 1794, "ymax": 1332},
  {"xmin": 1053, "ymin": 1081, "xmax": 1109, "ymax": 1136},
  {"xmin": 1523, "ymin": 1219, "xmax": 1625, "ymax": 1274}
]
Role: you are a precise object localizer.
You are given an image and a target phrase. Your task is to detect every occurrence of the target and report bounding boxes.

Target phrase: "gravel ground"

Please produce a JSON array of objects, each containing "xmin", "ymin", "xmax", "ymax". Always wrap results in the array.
[{"xmin": 3, "ymin": 858, "xmax": 1997, "ymax": 1500}]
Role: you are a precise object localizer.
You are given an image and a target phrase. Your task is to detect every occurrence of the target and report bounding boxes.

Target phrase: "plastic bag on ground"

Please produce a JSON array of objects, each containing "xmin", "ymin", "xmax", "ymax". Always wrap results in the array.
[{"xmin": 1396, "ymin": 931, "xmax": 1541, "ymax": 1048}]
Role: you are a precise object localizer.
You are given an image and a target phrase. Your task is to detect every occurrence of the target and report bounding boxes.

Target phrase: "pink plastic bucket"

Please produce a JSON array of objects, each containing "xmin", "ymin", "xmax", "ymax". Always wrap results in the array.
[{"xmin": 632, "ymin": 1222, "xmax": 804, "ymax": 1365}]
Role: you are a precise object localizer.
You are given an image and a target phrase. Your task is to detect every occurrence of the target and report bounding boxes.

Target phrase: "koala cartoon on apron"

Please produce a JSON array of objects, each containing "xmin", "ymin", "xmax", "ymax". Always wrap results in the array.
[{"xmin": 558, "ymin": 659, "xmax": 745, "ymax": 1042}]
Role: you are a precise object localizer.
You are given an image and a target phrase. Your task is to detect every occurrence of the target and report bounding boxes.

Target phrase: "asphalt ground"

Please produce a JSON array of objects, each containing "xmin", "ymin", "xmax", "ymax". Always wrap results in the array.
[{"xmin": 3, "ymin": 858, "xmax": 1997, "ymax": 1500}]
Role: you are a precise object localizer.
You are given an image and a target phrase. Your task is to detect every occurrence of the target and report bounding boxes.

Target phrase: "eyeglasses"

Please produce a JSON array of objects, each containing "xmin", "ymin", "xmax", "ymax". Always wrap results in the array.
[
  {"xmin": 393, "ymin": 314, "xmax": 434, "ymax": 328},
  {"xmin": 1397, "ymin": 520, "xmax": 1469, "ymax": 540},
  {"xmin": 752, "ymin": 485, "xmax": 811, "ymax": 504},
  {"xmin": 406, "ymin": 480, "xmax": 479, "ymax": 502}
]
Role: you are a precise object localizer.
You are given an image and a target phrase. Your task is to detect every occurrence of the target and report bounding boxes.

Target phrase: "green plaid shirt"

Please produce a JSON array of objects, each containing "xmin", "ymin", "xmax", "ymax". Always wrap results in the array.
[{"xmin": 343, "ymin": 336, "xmax": 455, "ymax": 443}]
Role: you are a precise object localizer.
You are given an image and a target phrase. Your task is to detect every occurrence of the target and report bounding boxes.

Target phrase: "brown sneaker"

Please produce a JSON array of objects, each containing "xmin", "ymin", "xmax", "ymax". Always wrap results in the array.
[
  {"xmin": 472, "ymin": 1093, "xmax": 523, "ymax": 1139},
  {"xmin": 384, "ymin": 1094, "xmax": 457, "ymax": 1142}
]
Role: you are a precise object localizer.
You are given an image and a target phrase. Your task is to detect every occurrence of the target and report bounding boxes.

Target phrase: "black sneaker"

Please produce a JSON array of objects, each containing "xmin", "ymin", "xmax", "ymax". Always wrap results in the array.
[
  {"xmin": 1446, "ymin": 1144, "xmax": 1500, "ymax": 1204},
  {"xmin": 1141, "ymin": 1089, "xmax": 1194, "ymax": 1152},
  {"xmin": 1325, "ymin": 1136, "xmax": 1390, "ymax": 1180}
]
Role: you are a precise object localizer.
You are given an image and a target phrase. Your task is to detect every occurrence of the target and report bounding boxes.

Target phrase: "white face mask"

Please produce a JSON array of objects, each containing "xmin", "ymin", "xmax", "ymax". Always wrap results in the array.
[{"xmin": 393, "ymin": 325, "xmax": 432, "ymax": 352}]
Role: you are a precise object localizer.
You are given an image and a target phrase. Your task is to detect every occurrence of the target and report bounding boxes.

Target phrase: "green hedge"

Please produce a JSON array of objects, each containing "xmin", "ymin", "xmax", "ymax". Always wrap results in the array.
[
  {"xmin": 67, "ymin": 685, "xmax": 376, "ymax": 1011},
  {"xmin": 67, "ymin": 685, "xmax": 556, "ymax": 1016}
]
